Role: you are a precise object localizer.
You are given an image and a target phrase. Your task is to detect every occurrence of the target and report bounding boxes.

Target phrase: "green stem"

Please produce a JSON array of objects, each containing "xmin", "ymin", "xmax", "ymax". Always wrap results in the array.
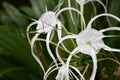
[
  {"xmin": 36, "ymin": 38, "xmax": 69, "ymax": 53},
  {"xmin": 61, "ymin": 24, "xmax": 76, "ymax": 48},
  {"xmin": 80, "ymin": 64, "xmax": 90, "ymax": 80},
  {"xmin": 80, "ymin": 4, "xmax": 84, "ymax": 31},
  {"xmin": 98, "ymin": 58, "xmax": 120, "ymax": 65}
]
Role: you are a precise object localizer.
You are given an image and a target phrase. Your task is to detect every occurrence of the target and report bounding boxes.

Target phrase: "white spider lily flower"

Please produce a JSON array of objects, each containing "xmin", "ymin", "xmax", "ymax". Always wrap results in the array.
[
  {"xmin": 56, "ymin": 13, "xmax": 120, "ymax": 80},
  {"xmin": 44, "ymin": 62, "xmax": 85, "ymax": 80},
  {"xmin": 26, "ymin": 11, "xmax": 62, "ymax": 73}
]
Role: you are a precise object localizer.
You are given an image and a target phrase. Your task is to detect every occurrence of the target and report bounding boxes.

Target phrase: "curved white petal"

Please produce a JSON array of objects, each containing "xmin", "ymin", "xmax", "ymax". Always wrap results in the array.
[
  {"xmin": 66, "ymin": 47, "xmax": 79, "ymax": 66},
  {"xmin": 26, "ymin": 21, "xmax": 38, "ymax": 44},
  {"xmin": 87, "ymin": 13, "xmax": 120, "ymax": 29},
  {"xmin": 100, "ymin": 27, "xmax": 120, "ymax": 33},
  {"xmin": 57, "ymin": 21, "xmax": 71, "ymax": 53},
  {"xmin": 94, "ymin": 35, "xmax": 119, "ymax": 41},
  {"xmin": 89, "ymin": 50, "xmax": 97, "ymax": 80},
  {"xmin": 65, "ymin": 47, "xmax": 79, "ymax": 80},
  {"xmin": 56, "ymin": 64, "xmax": 69, "ymax": 80},
  {"xmin": 67, "ymin": 0, "xmax": 76, "ymax": 25},
  {"xmin": 57, "ymin": 21, "xmax": 62, "ymax": 41},
  {"xmin": 44, "ymin": 63, "xmax": 62, "ymax": 80},
  {"xmin": 46, "ymin": 31, "xmax": 57, "ymax": 66},
  {"xmin": 90, "ymin": 0, "xmax": 111, "ymax": 26},
  {"xmin": 56, "ymin": 35, "xmax": 76, "ymax": 64},
  {"xmin": 70, "ymin": 66, "xmax": 85, "ymax": 80},
  {"xmin": 56, "ymin": 7, "xmax": 86, "ymax": 28},
  {"xmin": 50, "ymin": 31, "xmax": 54, "ymax": 41},
  {"xmin": 44, "ymin": 67, "xmax": 60, "ymax": 80},
  {"xmin": 69, "ymin": 70, "xmax": 79, "ymax": 80},
  {"xmin": 41, "ymin": 11, "xmax": 57, "ymax": 27},
  {"xmin": 31, "ymin": 33, "xmax": 45, "ymax": 73},
  {"xmin": 103, "ymin": 45, "xmax": 120, "ymax": 52}
]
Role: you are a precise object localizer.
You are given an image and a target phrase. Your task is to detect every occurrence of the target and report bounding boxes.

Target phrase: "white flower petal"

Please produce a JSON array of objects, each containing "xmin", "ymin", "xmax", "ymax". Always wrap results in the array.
[
  {"xmin": 70, "ymin": 66, "xmax": 85, "ymax": 80},
  {"xmin": 46, "ymin": 31, "xmax": 57, "ymax": 66},
  {"xmin": 76, "ymin": 28, "xmax": 104, "ymax": 54},
  {"xmin": 89, "ymin": 50, "xmax": 97, "ymax": 80},
  {"xmin": 87, "ymin": 13, "xmax": 120, "ymax": 29},
  {"xmin": 103, "ymin": 45, "xmax": 120, "ymax": 52},
  {"xmin": 40, "ymin": 11, "xmax": 57, "ymax": 27},
  {"xmin": 57, "ymin": 21, "xmax": 62, "ymax": 41},
  {"xmin": 56, "ymin": 35, "xmax": 76, "ymax": 64},
  {"xmin": 36, "ymin": 11, "xmax": 58, "ymax": 33},
  {"xmin": 57, "ymin": 21, "xmax": 70, "ymax": 53},
  {"xmin": 26, "ymin": 21, "xmax": 38, "ymax": 43},
  {"xmin": 56, "ymin": 64, "xmax": 69, "ymax": 80},
  {"xmin": 76, "ymin": 0, "xmax": 106, "ymax": 6},
  {"xmin": 44, "ymin": 63, "xmax": 62, "ymax": 80},
  {"xmin": 31, "ymin": 33, "xmax": 45, "ymax": 73},
  {"xmin": 66, "ymin": 47, "xmax": 79, "ymax": 66},
  {"xmin": 56, "ymin": 7, "xmax": 86, "ymax": 28},
  {"xmin": 69, "ymin": 70, "xmax": 80, "ymax": 80},
  {"xmin": 50, "ymin": 31, "xmax": 54, "ymax": 41},
  {"xmin": 100, "ymin": 27, "xmax": 120, "ymax": 33}
]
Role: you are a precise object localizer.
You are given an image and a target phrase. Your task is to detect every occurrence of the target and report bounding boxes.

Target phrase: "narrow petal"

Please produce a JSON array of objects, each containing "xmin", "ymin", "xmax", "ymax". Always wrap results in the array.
[
  {"xmin": 86, "ymin": 0, "xmax": 107, "ymax": 12},
  {"xmin": 66, "ymin": 47, "xmax": 79, "ymax": 66},
  {"xmin": 100, "ymin": 27, "xmax": 120, "ymax": 33},
  {"xmin": 87, "ymin": 13, "xmax": 120, "ymax": 29},
  {"xmin": 70, "ymin": 66, "xmax": 85, "ymax": 80},
  {"xmin": 94, "ymin": 35, "xmax": 118, "ymax": 41},
  {"xmin": 57, "ymin": 21, "xmax": 71, "ymax": 53},
  {"xmin": 56, "ymin": 35, "xmax": 76, "ymax": 64},
  {"xmin": 89, "ymin": 51, "xmax": 97, "ymax": 80},
  {"xmin": 57, "ymin": 21, "xmax": 62, "ymax": 41},
  {"xmin": 50, "ymin": 31, "xmax": 54, "ymax": 41},
  {"xmin": 44, "ymin": 63, "xmax": 62, "ymax": 80},
  {"xmin": 90, "ymin": 0, "xmax": 112, "ymax": 26},
  {"xmin": 65, "ymin": 47, "xmax": 79, "ymax": 80},
  {"xmin": 46, "ymin": 31, "xmax": 58, "ymax": 66},
  {"xmin": 69, "ymin": 70, "xmax": 79, "ymax": 80},
  {"xmin": 26, "ymin": 21, "xmax": 38, "ymax": 44},
  {"xmin": 56, "ymin": 7, "xmax": 86, "ymax": 28},
  {"xmin": 68, "ymin": 0, "xmax": 76, "ymax": 25},
  {"xmin": 103, "ymin": 45, "xmax": 120, "ymax": 52},
  {"xmin": 31, "ymin": 33, "xmax": 45, "ymax": 73}
]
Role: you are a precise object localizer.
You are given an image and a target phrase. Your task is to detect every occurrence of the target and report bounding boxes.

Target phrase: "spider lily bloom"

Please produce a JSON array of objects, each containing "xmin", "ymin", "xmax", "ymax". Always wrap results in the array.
[
  {"xmin": 44, "ymin": 62, "xmax": 85, "ymax": 80},
  {"xmin": 56, "ymin": 13, "xmax": 120, "ymax": 80},
  {"xmin": 26, "ymin": 11, "xmax": 62, "ymax": 73}
]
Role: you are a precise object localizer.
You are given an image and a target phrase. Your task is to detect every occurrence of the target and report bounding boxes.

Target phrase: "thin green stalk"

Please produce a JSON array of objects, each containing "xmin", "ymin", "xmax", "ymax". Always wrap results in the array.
[
  {"xmin": 80, "ymin": 64, "xmax": 90, "ymax": 80},
  {"xmin": 98, "ymin": 58, "xmax": 120, "ymax": 65},
  {"xmin": 80, "ymin": 4, "xmax": 84, "ymax": 31},
  {"xmin": 36, "ymin": 38, "xmax": 69, "ymax": 53},
  {"xmin": 61, "ymin": 24, "xmax": 76, "ymax": 48}
]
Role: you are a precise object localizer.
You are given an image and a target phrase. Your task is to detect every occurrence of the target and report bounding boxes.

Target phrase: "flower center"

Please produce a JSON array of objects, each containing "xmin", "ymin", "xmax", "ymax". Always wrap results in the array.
[{"xmin": 86, "ymin": 40, "xmax": 91, "ymax": 45}]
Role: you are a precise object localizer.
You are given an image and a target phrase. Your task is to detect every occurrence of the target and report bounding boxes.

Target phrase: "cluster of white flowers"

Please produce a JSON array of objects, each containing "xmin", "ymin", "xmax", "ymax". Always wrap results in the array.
[{"xmin": 27, "ymin": 0, "xmax": 120, "ymax": 80}]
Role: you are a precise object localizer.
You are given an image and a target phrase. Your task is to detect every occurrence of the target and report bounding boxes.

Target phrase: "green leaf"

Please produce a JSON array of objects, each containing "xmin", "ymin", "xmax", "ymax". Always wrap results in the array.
[
  {"xmin": 30, "ymin": 0, "xmax": 45, "ymax": 18},
  {"xmin": 3, "ymin": 2, "xmax": 29, "ymax": 36},
  {"xmin": 0, "ymin": 30, "xmax": 43, "ymax": 80}
]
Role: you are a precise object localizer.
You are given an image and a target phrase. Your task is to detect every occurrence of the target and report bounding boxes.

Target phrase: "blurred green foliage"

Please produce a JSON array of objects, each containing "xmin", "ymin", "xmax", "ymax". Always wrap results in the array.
[{"xmin": 0, "ymin": 0, "xmax": 120, "ymax": 80}]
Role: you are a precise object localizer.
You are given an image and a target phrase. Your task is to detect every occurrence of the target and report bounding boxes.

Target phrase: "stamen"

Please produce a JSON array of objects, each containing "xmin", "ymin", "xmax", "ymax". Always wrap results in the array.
[{"xmin": 86, "ymin": 40, "xmax": 91, "ymax": 45}]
